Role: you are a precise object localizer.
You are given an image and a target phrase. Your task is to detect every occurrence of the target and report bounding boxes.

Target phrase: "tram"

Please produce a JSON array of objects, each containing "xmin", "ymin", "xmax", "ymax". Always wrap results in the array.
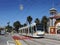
[{"xmin": 19, "ymin": 23, "xmax": 45, "ymax": 37}]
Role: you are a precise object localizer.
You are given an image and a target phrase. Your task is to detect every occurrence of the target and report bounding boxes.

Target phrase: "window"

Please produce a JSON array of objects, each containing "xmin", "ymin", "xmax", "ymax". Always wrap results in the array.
[
  {"xmin": 36, "ymin": 24, "xmax": 44, "ymax": 31},
  {"xmin": 33, "ymin": 26, "xmax": 36, "ymax": 32},
  {"xmin": 29, "ymin": 27, "xmax": 31, "ymax": 33}
]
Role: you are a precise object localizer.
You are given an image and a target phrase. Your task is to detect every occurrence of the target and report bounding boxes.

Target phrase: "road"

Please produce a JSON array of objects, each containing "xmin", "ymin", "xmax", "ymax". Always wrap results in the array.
[
  {"xmin": 0, "ymin": 35, "xmax": 7, "ymax": 45},
  {"xmin": 45, "ymin": 34, "xmax": 60, "ymax": 41},
  {"xmin": 0, "ymin": 33, "xmax": 15, "ymax": 45},
  {"xmin": 18, "ymin": 38, "xmax": 60, "ymax": 45},
  {"xmin": 0, "ymin": 33, "xmax": 60, "ymax": 45},
  {"xmin": 12, "ymin": 34, "xmax": 60, "ymax": 45}
]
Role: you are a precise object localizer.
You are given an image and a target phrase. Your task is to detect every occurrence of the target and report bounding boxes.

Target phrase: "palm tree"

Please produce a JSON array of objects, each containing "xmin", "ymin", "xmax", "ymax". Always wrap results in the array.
[
  {"xmin": 35, "ymin": 18, "xmax": 40, "ymax": 24},
  {"xmin": 13, "ymin": 21, "xmax": 21, "ymax": 33},
  {"xmin": 27, "ymin": 16, "xmax": 33, "ymax": 24},
  {"xmin": 27, "ymin": 16, "xmax": 33, "ymax": 34}
]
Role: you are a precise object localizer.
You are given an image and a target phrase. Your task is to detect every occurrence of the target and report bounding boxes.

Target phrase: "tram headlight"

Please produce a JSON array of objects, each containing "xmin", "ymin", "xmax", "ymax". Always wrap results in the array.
[{"xmin": 37, "ymin": 32, "xmax": 45, "ymax": 36}]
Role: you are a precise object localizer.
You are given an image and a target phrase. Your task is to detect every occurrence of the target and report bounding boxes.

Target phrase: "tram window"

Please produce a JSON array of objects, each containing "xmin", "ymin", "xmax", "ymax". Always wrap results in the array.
[
  {"xmin": 33, "ymin": 26, "xmax": 36, "ymax": 32},
  {"xmin": 23, "ymin": 29, "xmax": 24, "ymax": 33},
  {"xmin": 24, "ymin": 29, "xmax": 25, "ymax": 33},
  {"xmin": 37, "ymin": 27, "xmax": 43, "ymax": 31},
  {"xmin": 32, "ymin": 27, "xmax": 34, "ymax": 32},
  {"xmin": 29, "ymin": 27, "xmax": 31, "ymax": 33},
  {"xmin": 32, "ymin": 27, "xmax": 34, "ymax": 30},
  {"xmin": 21, "ymin": 30, "xmax": 22, "ymax": 33},
  {"xmin": 37, "ymin": 24, "xmax": 44, "ymax": 31},
  {"xmin": 25, "ymin": 28, "xmax": 28, "ymax": 33},
  {"xmin": 25, "ymin": 29, "xmax": 26, "ymax": 33}
]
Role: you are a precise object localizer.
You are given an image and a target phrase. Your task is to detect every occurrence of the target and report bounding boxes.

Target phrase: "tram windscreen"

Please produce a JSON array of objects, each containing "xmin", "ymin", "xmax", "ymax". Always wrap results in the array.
[{"xmin": 36, "ymin": 24, "xmax": 44, "ymax": 31}]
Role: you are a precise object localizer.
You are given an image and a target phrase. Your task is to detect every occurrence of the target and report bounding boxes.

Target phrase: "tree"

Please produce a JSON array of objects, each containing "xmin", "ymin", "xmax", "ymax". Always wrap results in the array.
[
  {"xmin": 27, "ymin": 16, "xmax": 33, "ymax": 34},
  {"xmin": 35, "ymin": 18, "xmax": 40, "ymax": 24},
  {"xmin": 5, "ymin": 22, "xmax": 12, "ymax": 33},
  {"xmin": 27, "ymin": 16, "xmax": 33, "ymax": 24},
  {"xmin": 41, "ymin": 16, "xmax": 48, "ymax": 33},
  {"xmin": 13, "ymin": 21, "xmax": 21, "ymax": 33},
  {"xmin": 23, "ymin": 23, "xmax": 27, "ymax": 27}
]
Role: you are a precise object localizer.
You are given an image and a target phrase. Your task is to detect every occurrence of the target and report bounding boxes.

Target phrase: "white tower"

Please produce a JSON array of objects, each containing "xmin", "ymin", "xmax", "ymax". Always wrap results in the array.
[
  {"xmin": 48, "ymin": 0, "xmax": 58, "ymax": 34},
  {"xmin": 49, "ymin": 8, "xmax": 57, "ymax": 26},
  {"xmin": 49, "ymin": 0, "xmax": 57, "ymax": 26}
]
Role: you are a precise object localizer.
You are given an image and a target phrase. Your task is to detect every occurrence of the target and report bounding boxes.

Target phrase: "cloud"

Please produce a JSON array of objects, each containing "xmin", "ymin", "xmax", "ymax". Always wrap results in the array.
[{"xmin": 20, "ymin": 4, "xmax": 24, "ymax": 11}]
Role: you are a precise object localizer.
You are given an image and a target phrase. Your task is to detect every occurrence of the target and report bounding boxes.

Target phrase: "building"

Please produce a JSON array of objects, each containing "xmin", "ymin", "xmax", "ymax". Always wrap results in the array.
[{"xmin": 48, "ymin": 8, "xmax": 60, "ymax": 34}]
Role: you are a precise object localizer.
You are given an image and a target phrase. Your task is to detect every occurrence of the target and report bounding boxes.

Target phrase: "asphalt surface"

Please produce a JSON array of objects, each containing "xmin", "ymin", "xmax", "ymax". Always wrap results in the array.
[
  {"xmin": 12, "ymin": 33, "xmax": 60, "ymax": 45},
  {"xmin": 0, "ymin": 33, "xmax": 60, "ymax": 45},
  {"xmin": 18, "ymin": 37, "xmax": 60, "ymax": 45},
  {"xmin": 45, "ymin": 34, "xmax": 60, "ymax": 41},
  {"xmin": 0, "ymin": 35, "xmax": 7, "ymax": 45},
  {"xmin": 0, "ymin": 33, "xmax": 15, "ymax": 45}
]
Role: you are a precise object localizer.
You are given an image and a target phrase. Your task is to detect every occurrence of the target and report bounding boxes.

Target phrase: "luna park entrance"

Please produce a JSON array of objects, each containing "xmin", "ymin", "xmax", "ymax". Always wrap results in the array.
[{"xmin": 56, "ymin": 26, "xmax": 60, "ymax": 34}]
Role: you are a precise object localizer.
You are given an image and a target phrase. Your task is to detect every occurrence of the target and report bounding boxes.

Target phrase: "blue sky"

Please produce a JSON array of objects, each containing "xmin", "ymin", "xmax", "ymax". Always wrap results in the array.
[{"xmin": 0, "ymin": 0, "xmax": 60, "ymax": 27}]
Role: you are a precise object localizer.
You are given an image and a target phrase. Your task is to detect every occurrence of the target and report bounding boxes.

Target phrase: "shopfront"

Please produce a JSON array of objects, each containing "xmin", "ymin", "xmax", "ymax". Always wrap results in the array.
[{"xmin": 55, "ymin": 22, "xmax": 60, "ymax": 34}]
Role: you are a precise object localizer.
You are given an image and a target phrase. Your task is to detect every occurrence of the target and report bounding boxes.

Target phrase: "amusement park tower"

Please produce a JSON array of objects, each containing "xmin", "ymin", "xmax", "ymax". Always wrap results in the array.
[
  {"xmin": 49, "ymin": 8, "xmax": 57, "ymax": 26},
  {"xmin": 48, "ymin": 0, "xmax": 58, "ymax": 34},
  {"xmin": 49, "ymin": 0, "xmax": 57, "ymax": 26}
]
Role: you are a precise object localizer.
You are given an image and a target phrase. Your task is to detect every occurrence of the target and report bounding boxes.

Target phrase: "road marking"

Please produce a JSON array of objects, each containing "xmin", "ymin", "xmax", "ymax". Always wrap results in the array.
[
  {"xmin": 7, "ymin": 41, "xmax": 15, "ymax": 45},
  {"xmin": 14, "ymin": 40, "xmax": 22, "ymax": 45}
]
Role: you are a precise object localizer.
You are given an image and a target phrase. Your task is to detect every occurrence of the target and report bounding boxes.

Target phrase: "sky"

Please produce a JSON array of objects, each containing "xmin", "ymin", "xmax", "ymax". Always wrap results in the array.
[{"xmin": 0, "ymin": 0, "xmax": 60, "ymax": 27}]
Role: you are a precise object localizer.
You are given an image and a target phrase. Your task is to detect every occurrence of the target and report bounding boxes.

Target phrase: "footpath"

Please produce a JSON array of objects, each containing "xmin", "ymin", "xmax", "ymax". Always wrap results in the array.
[{"xmin": 45, "ymin": 34, "xmax": 60, "ymax": 41}]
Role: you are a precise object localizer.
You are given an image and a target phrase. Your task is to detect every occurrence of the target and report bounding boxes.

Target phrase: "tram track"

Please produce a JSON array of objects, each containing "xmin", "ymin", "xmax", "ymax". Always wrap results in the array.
[
  {"xmin": 29, "ymin": 38, "xmax": 46, "ymax": 45},
  {"xmin": 45, "ymin": 37, "xmax": 60, "ymax": 41},
  {"xmin": 22, "ymin": 39, "xmax": 30, "ymax": 45},
  {"xmin": 21, "ymin": 38, "xmax": 46, "ymax": 45},
  {"xmin": 43, "ymin": 38, "xmax": 60, "ymax": 44},
  {"xmin": 12, "ymin": 34, "xmax": 60, "ymax": 45},
  {"xmin": 19, "ymin": 35, "xmax": 46, "ymax": 45},
  {"xmin": 22, "ymin": 37, "xmax": 60, "ymax": 45},
  {"xmin": 30, "ymin": 38, "xmax": 60, "ymax": 45},
  {"xmin": 22, "ymin": 39, "xmax": 37, "ymax": 45}
]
